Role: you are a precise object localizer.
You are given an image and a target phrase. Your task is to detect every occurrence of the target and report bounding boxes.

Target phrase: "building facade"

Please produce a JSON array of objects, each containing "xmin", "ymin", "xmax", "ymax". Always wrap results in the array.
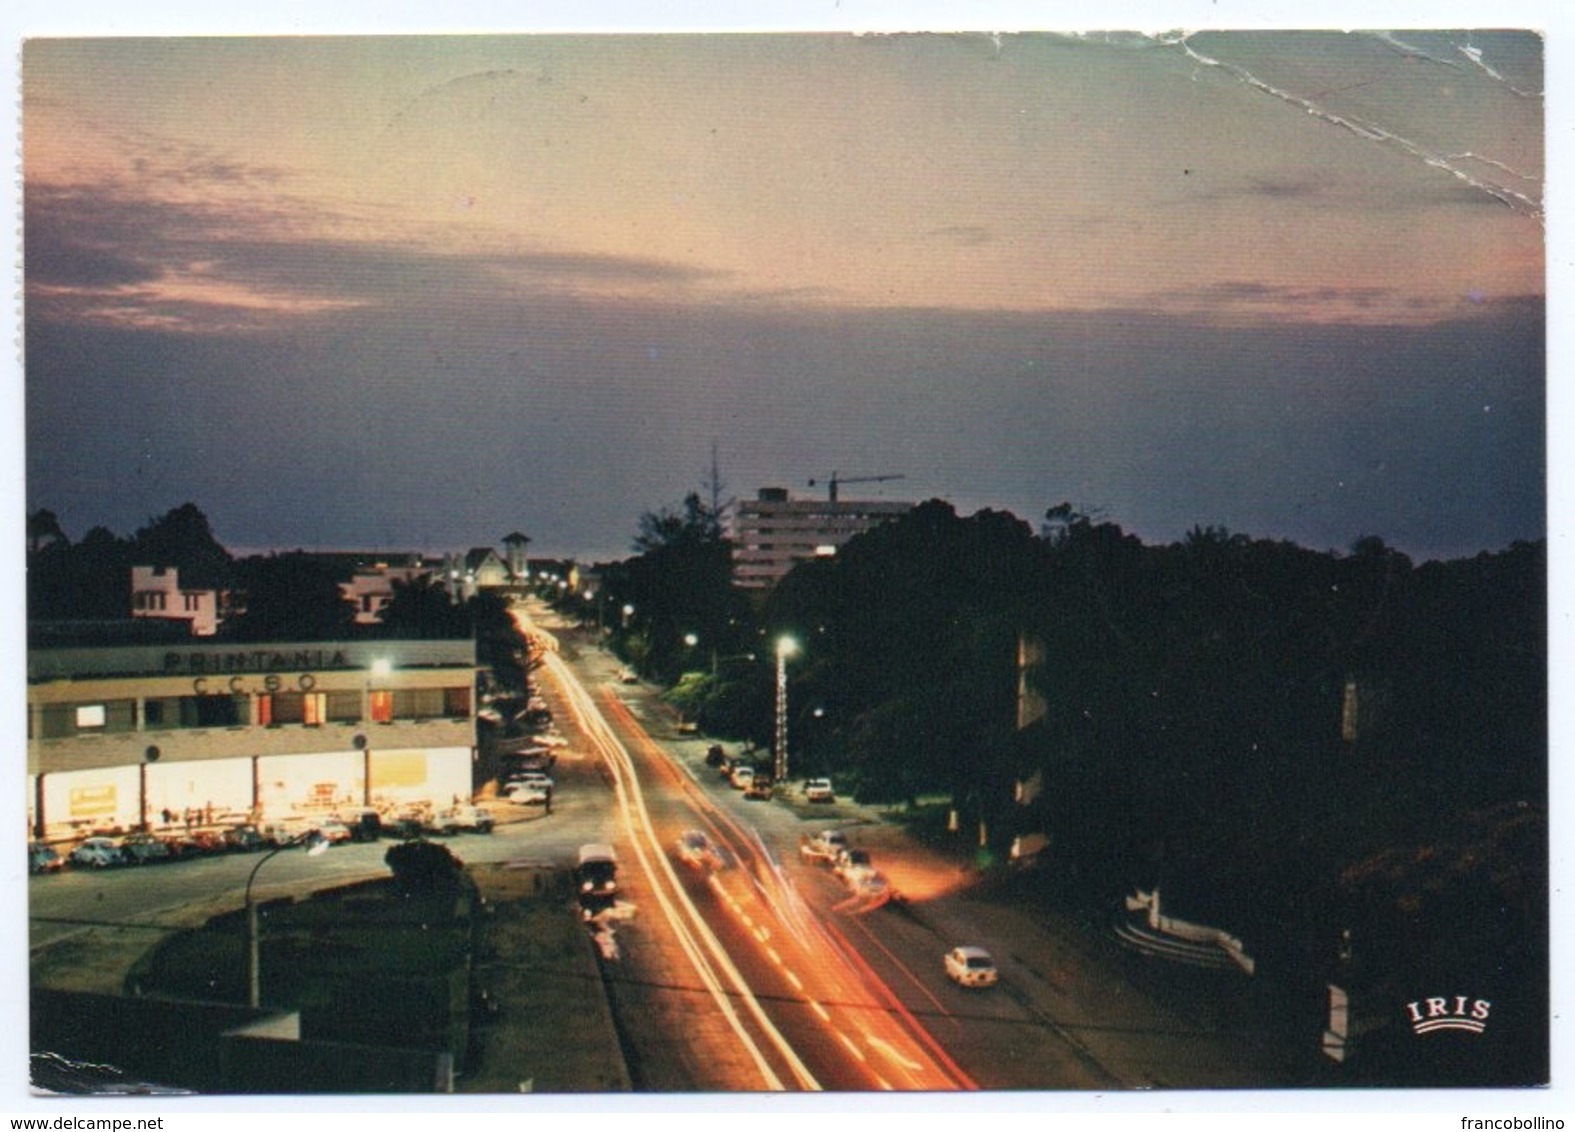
[
  {"xmin": 339, "ymin": 561, "xmax": 440, "ymax": 625},
  {"xmin": 130, "ymin": 565, "xmax": 226, "ymax": 637},
  {"xmin": 731, "ymin": 487, "xmax": 914, "ymax": 589},
  {"xmin": 27, "ymin": 639, "xmax": 477, "ymax": 839}
]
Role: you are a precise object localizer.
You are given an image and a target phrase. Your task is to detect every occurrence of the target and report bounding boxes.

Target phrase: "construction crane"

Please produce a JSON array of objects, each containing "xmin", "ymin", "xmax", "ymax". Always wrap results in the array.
[{"xmin": 808, "ymin": 472, "xmax": 905, "ymax": 503}]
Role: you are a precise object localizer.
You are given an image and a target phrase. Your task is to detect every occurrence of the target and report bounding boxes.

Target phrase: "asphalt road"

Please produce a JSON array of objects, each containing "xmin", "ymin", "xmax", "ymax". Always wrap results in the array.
[{"xmin": 536, "ymin": 604, "xmax": 1316, "ymax": 1093}]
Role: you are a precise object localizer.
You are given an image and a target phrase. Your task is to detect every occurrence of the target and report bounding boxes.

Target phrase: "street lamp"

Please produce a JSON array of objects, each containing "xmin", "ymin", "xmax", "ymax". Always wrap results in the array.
[
  {"xmin": 774, "ymin": 636, "xmax": 799, "ymax": 784},
  {"xmin": 246, "ymin": 829, "xmax": 329, "ymax": 1008}
]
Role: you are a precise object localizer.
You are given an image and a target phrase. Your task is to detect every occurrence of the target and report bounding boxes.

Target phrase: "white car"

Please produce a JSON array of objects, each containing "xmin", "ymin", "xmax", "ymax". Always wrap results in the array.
[
  {"xmin": 729, "ymin": 765, "xmax": 755, "ymax": 790},
  {"xmin": 834, "ymin": 848, "xmax": 878, "ymax": 886},
  {"xmin": 799, "ymin": 828, "xmax": 848, "ymax": 863},
  {"xmin": 943, "ymin": 946, "xmax": 998, "ymax": 988},
  {"xmin": 502, "ymin": 781, "xmax": 549, "ymax": 805},
  {"xmin": 804, "ymin": 778, "xmax": 836, "ymax": 803},
  {"xmin": 69, "ymin": 837, "xmax": 125, "ymax": 869}
]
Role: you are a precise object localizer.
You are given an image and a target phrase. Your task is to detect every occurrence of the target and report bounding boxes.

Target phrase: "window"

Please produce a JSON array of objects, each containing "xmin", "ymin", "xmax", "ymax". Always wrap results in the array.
[
  {"xmin": 444, "ymin": 686, "xmax": 471, "ymax": 718},
  {"xmin": 38, "ymin": 700, "xmax": 137, "ymax": 737},
  {"xmin": 178, "ymin": 694, "xmax": 245, "ymax": 728},
  {"xmin": 369, "ymin": 690, "xmax": 394, "ymax": 724},
  {"xmin": 259, "ymin": 689, "xmax": 302, "ymax": 727},
  {"xmin": 183, "ymin": 593, "xmax": 202, "ymax": 612},
  {"xmin": 392, "ymin": 688, "xmax": 445, "ymax": 720},
  {"xmin": 326, "ymin": 691, "xmax": 360, "ymax": 723},
  {"xmin": 302, "ymin": 692, "xmax": 328, "ymax": 726}
]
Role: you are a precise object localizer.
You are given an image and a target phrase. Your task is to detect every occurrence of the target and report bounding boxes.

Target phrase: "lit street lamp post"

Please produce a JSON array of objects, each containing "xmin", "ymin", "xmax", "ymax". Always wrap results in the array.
[
  {"xmin": 245, "ymin": 830, "xmax": 329, "ymax": 1008},
  {"xmin": 774, "ymin": 636, "xmax": 799, "ymax": 784}
]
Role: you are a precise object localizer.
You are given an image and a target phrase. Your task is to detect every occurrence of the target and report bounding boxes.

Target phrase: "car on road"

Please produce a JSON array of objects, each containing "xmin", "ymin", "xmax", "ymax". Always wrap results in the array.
[
  {"xmin": 501, "ymin": 781, "xmax": 549, "ymax": 805},
  {"xmin": 674, "ymin": 829, "xmax": 722, "ymax": 869},
  {"xmin": 28, "ymin": 842, "xmax": 63, "ymax": 875},
  {"xmin": 744, "ymin": 775, "xmax": 774, "ymax": 801},
  {"xmin": 618, "ymin": 669, "xmax": 639, "ymax": 685},
  {"xmin": 799, "ymin": 828, "xmax": 848, "ymax": 863},
  {"xmin": 69, "ymin": 837, "xmax": 126, "ymax": 869},
  {"xmin": 705, "ymin": 744, "xmax": 727, "ymax": 767},
  {"xmin": 943, "ymin": 946, "xmax": 998, "ymax": 988},
  {"xmin": 833, "ymin": 848, "xmax": 877, "ymax": 885},
  {"xmin": 576, "ymin": 843, "xmax": 619, "ymax": 897},
  {"xmin": 729, "ymin": 765, "xmax": 755, "ymax": 790},
  {"xmin": 804, "ymin": 778, "xmax": 836, "ymax": 803}
]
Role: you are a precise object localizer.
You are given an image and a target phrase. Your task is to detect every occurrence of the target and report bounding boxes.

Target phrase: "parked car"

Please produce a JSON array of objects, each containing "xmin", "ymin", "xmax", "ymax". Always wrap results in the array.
[
  {"xmin": 502, "ymin": 781, "xmax": 549, "ymax": 805},
  {"xmin": 222, "ymin": 824, "xmax": 264, "ymax": 852},
  {"xmin": 69, "ymin": 837, "xmax": 125, "ymax": 869},
  {"xmin": 333, "ymin": 809, "xmax": 384, "ymax": 842},
  {"xmin": 618, "ymin": 669, "xmax": 639, "ymax": 685},
  {"xmin": 729, "ymin": 765, "xmax": 755, "ymax": 791},
  {"xmin": 443, "ymin": 804, "xmax": 494, "ymax": 834},
  {"xmin": 314, "ymin": 821, "xmax": 353, "ymax": 844},
  {"xmin": 804, "ymin": 778, "xmax": 836, "ymax": 803},
  {"xmin": 260, "ymin": 821, "xmax": 316, "ymax": 846},
  {"xmin": 28, "ymin": 842, "xmax": 63, "ymax": 875},
  {"xmin": 423, "ymin": 809, "xmax": 461, "ymax": 836},
  {"xmin": 674, "ymin": 829, "xmax": 721, "ymax": 869},
  {"xmin": 943, "ymin": 946, "xmax": 998, "ymax": 988},
  {"xmin": 180, "ymin": 829, "xmax": 230, "ymax": 855},
  {"xmin": 704, "ymin": 744, "xmax": 727, "ymax": 767},
  {"xmin": 120, "ymin": 833, "xmax": 172, "ymax": 865}
]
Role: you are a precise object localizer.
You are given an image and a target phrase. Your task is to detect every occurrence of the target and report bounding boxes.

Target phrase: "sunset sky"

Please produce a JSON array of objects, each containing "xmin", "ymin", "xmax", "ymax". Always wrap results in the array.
[{"xmin": 19, "ymin": 20, "xmax": 1547, "ymax": 562}]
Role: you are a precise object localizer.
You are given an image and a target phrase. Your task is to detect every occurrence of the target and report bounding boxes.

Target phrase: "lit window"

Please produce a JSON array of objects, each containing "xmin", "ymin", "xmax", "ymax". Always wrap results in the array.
[
  {"xmin": 303, "ymin": 692, "xmax": 328, "ymax": 726},
  {"xmin": 76, "ymin": 704, "xmax": 107, "ymax": 729},
  {"xmin": 369, "ymin": 690, "xmax": 394, "ymax": 724}
]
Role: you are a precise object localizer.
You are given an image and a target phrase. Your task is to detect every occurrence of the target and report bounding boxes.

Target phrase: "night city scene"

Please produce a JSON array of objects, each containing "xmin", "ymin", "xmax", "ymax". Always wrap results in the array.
[{"xmin": 14, "ymin": 13, "xmax": 1555, "ymax": 1117}]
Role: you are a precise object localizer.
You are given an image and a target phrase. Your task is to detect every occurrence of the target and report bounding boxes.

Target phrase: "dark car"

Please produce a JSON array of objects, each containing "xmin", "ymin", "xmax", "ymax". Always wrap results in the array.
[
  {"xmin": 744, "ymin": 776, "xmax": 775, "ymax": 801},
  {"xmin": 222, "ymin": 824, "xmax": 264, "ymax": 852},
  {"xmin": 121, "ymin": 833, "xmax": 172, "ymax": 865},
  {"xmin": 28, "ymin": 843, "xmax": 63, "ymax": 875},
  {"xmin": 705, "ymin": 744, "xmax": 727, "ymax": 767}
]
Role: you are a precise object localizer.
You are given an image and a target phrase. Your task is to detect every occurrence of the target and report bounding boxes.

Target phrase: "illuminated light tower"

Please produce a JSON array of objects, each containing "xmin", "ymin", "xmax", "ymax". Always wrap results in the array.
[{"xmin": 774, "ymin": 636, "xmax": 799, "ymax": 784}]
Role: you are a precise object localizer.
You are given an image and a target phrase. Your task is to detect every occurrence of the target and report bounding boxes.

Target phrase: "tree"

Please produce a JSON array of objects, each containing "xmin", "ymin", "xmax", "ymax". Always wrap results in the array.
[
  {"xmin": 615, "ymin": 492, "xmax": 748, "ymax": 684},
  {"xmin": 132, "ymin": 502, "xmax": 233, "ymax": 587},
  {"xmin": 226, "ymin": 553, "xmax": 357, "ymax": 641},
  {"xmin": 385, "ymin": 838, "xmax": 466, "ymax": 894},
  {"xmin": 377, "ymin": 574, "xmax": 468, "ymax": 639},
  {"xmin": 27, "ymin": 509, "xmax": 66, "ymax": 555}
]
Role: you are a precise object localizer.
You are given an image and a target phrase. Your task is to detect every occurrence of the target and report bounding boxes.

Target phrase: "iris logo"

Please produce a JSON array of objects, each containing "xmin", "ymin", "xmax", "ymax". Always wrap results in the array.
[{"xmin": 1406, "ymin": 995, "xmax": 1491, "ymax": 1035}]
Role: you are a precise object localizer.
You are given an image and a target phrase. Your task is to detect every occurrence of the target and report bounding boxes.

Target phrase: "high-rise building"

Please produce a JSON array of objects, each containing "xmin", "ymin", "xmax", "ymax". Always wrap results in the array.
[{"xmin": 731, "ymin": 487, "xmax": 913, "ymax": 589}]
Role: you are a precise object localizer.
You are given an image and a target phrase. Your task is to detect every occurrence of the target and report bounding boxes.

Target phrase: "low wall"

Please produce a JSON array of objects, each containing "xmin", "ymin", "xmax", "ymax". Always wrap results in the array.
[{"xmin": 31, "ymin": 989, "xmax": 454, "ymax": 1093}]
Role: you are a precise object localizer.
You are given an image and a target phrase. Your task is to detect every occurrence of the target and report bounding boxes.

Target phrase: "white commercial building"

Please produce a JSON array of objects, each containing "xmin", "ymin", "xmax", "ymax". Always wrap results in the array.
[{"xmin": 27, "ymin": 639, "xmax": 477, "ymax": 839}]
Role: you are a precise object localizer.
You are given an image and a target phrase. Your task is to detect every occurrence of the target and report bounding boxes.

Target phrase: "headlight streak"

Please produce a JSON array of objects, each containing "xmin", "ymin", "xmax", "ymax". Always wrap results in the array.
[
  {"xmin": 528, "ymin": 609, "xmax": 972, "ymax": 1093},
  {"xmin": 539, "ymin": 646, "xmax": 822, "ymax": 1092}
]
